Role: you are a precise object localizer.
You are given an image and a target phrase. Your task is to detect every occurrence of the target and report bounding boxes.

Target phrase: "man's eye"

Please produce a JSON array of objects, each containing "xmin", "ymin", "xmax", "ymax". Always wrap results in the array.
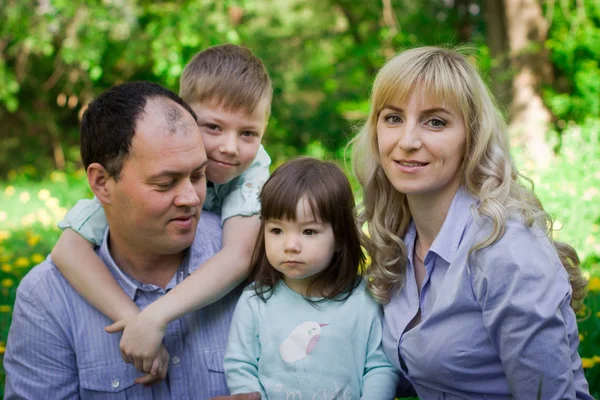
[
  {"xmin": 191, "ymin": 173, "xmax": 205, "ymax": 182},
  {"xmin": 156, "ymin": 182, "xmax": 174, "ymax": 190}
]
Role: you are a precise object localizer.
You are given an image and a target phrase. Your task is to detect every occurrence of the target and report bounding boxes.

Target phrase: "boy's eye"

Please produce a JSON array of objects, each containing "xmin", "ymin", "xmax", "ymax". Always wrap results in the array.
[
  {"xmin": 241, "ymin": 131, "xmax": 257, "ymax": 138},
  {"xmin": 205, "ymin": 123, "xmax": 220, "ymax": 131}
]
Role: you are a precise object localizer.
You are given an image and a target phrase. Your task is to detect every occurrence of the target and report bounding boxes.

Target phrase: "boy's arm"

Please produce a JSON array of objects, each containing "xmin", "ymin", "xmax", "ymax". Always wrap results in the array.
[
  {"xmin": 51, "ymin": 229, "xmax": 139, "ymax": 321},
  {"xmin": 113, "ymin": 214, "xmax": 260, "ymax": 372}
]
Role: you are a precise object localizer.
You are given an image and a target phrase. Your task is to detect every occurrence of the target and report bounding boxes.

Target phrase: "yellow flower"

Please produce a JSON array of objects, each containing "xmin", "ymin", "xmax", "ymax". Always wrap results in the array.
[
  {"xmin": 0, "ymin": 211, "xmax": 6, "ymax": 222},
  {"xmin": 594, "ymin": 356, "xmax": 600, "ymax": 363},
  {"xmin": 14, "ymin": 257, "xmax": 30, "ymax": 268},
  {"xmin": 4, "ymin": 185, "xmax": 15, "ymax": 197},
  {"xmin": 37, "ymin": 189, "xmax": 51, "ymax": 200},
  {"xmin": 1, "ymin": 278, "xmax": 14, "ymax": 288},
  {"xmin": 31, "ymin": 253, "xmax": 45, "ymax": 264},
  {"xmin": 0, "ymin": 230, "xmax": 10, "ymax": 242},
  {"xmin": 50, "ymin": 171, "xmax": 66, "ymax": 183},
  {"xmin": 45, "ymin": 197, "xmax": 59, "ymax": 209},
  {"xmin": 0, "ymin": 342, "xmax": 5, "ymax": 354},
  {"xmin": 0, "ymin": 305, "xmax": 11, "ymax": 312},
  {"xmin": 597, "ymin": 311, "xmax": 600, "ymax": 318},
  {"xmin": 1, "ymin": 264, "xmax": 12, "ymax": 273},
  {"xmin": 19, "ymin": 191, "xmax": 31, "ymax": 203},
  {"xmin": 27, "ymin": 233, "xmax": 41, "ymax": 247},
  {"xmin": 579, "ymin": 334, "xmax": 584, "ymax": 342},
  {"xmin": 588, "ymin": 277, "xmax": 600, "ymax": 292},
  {"xmin": 581, "ymin": 358, "xmax": 596, "ymax": 369}
]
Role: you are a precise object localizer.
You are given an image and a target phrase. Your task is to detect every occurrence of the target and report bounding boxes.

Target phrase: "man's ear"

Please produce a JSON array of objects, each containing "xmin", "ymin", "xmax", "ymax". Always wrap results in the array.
[{"xmin": 87, "ymin": 163, "xmax": 113, "ymax": 204}]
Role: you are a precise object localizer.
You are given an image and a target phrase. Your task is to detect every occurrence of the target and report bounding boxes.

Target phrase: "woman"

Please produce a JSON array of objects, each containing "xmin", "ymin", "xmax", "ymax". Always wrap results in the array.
[{"xmin": 351, "ymin": 47, "xmax": 592, "ymax": 399}]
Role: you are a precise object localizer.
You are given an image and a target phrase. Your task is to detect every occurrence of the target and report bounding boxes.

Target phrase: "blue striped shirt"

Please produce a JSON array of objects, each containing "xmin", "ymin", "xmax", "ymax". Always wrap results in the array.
[{"xmin": 4, "ymin": 211, "xmax": 241, "ymax": 399}]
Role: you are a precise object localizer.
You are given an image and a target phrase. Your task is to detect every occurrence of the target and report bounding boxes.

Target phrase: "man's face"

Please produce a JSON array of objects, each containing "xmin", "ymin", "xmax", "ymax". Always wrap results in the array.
[{"xmin": 105, "ymin": 98, "xmax": 208, "ymax": 256}]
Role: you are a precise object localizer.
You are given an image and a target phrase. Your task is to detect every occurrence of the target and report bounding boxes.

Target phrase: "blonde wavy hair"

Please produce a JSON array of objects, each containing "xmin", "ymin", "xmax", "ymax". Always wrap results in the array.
[{"xmin": 350, "ymin": 46, "xmax": 587, "ymax": 311}]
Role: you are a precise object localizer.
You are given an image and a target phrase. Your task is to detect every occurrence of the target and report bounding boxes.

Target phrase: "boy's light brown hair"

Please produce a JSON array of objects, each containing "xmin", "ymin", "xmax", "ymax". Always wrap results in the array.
[{"xmin": 179, "ymin": 44, "xmax": 272, "ymax": 117}]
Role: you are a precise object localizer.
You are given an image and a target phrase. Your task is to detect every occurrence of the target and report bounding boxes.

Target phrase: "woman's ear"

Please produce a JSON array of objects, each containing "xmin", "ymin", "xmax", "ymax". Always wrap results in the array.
[{"xmin": 87, "ymin": 163, "xmax": 112, "ymax": 204}]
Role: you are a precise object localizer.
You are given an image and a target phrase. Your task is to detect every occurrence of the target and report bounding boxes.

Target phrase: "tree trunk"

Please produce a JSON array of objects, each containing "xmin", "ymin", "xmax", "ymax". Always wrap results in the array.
[
  {"xmin": 482, "ymin": 0, "xmax": 512, "ymax": 108},
  {"xmin": 504, "ymin": 0, "xmax": 554, "ymax": 169}
]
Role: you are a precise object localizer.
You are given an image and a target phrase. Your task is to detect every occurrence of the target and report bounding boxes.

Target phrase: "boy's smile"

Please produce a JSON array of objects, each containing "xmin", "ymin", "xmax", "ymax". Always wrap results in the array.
[{"xmin": 191, "ymin": 99, "xmax": 269, "ymax": 185}]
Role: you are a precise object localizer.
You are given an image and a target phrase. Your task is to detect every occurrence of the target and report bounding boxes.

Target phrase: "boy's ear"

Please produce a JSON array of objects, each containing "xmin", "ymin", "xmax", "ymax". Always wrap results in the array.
[{"xmin": 87, "ymin": 163, "xmax": 113, "ymax": 204}]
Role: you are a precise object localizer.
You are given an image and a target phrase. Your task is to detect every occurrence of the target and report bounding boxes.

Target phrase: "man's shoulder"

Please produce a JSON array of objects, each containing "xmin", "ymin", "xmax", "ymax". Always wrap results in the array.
[{"xmin": 17, "ymin": 257, "xmax": 62, "ymax": 297}]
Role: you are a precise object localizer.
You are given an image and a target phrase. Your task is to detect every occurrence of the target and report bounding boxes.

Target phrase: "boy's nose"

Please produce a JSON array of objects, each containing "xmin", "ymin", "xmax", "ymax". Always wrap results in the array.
[{"xmin": 219, "ymin": 134, "xmax": 239, "ymax": 156}]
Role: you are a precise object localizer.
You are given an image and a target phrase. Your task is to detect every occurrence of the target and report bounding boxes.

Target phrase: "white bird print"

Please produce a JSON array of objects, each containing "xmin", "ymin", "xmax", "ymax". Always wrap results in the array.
[{"xmin": 279, "ymin": 321, "xmax": 328, "ymax": 363}]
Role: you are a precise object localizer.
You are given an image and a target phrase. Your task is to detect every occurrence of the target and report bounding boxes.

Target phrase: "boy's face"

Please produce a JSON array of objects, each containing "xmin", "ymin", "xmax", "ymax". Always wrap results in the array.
[{"xmin": 191, "ymin": 98, "xmax": 269, "ymax": 185}]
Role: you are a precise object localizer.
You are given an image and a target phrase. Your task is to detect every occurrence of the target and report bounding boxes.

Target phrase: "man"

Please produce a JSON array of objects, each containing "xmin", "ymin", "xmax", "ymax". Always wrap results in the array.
[{"xmin": 4, "ymin": 82, "xmax": 257, "ymax": 399}]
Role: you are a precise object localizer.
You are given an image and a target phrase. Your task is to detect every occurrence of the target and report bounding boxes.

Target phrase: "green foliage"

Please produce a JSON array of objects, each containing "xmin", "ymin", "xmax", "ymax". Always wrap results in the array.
[{"xmin": 545, "ymin": 0, "xmax": 600, "ymax": 128}]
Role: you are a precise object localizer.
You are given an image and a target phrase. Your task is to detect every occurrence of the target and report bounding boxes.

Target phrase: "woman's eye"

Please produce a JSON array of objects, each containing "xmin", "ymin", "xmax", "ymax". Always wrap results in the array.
[
  {"xmin": 384, "ymin": 115, "xmax": 402, "ymax": 124},
  {"xmin": 426, "ymin": 118, "xmax": 447, "ymax": 128}
]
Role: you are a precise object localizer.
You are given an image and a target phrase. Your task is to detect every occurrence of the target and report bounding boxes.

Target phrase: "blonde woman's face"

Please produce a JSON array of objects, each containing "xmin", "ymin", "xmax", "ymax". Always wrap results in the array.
[{"xmin": 376, "ymin": 86, "xmax": 466, "ymax": 202}]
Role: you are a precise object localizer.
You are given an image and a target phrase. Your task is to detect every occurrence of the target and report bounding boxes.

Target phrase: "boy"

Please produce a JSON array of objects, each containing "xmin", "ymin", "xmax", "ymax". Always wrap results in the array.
[{"xmin": 51, "ymin": 44, "xmax": 272, "ymax": 382}]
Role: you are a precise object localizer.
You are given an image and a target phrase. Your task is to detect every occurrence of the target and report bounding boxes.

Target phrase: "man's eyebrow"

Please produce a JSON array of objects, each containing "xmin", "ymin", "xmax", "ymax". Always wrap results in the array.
[{"xmin": 148, "ymin": 160, "xmax": 208, "ymax": 180}]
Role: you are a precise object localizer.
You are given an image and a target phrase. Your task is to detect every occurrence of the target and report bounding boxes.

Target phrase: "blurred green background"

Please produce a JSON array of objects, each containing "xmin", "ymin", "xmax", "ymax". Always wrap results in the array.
[{"xmin": 1, "ymin": 0, "xmax": 599, "ymax": 398}]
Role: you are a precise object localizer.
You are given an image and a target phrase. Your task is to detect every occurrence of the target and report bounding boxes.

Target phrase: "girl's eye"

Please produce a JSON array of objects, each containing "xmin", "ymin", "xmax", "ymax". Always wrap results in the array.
[
  {"xmin": 270, "ymin": 228, "xmax": 283, "ymax": 235},
  {"xmin": 425, "ymin": 118, "xmax": 447, "ymax": 128},
  {"xmin": 303, "ymin": 229, "xmax": 317, "ymax": 236},
  {"xmin": 383, "ymin": 115, "xmax": 402, "ymax": 124}
]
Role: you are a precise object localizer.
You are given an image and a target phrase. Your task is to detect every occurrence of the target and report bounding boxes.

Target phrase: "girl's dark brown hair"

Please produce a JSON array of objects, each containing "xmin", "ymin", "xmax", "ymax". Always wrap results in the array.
[{"xmin": 251, "ymin": 157, "xmax": 364, "ymax": 302}]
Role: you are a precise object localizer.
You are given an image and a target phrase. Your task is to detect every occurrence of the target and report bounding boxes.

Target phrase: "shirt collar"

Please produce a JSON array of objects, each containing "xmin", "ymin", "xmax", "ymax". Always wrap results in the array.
[
  {"xmin": 428, "ymin": 187, "xmax": 478, "ymax": 264},
  {"xmin": 98, "ymin": 228, "xmax": 192, "ymax": 300}
]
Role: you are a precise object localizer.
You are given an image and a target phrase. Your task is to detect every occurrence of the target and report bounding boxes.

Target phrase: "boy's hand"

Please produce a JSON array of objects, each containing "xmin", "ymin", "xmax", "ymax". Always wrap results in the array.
[
  {"xmin": 133, "ymin": 345, "xmax": 169, "ymax": 386},
  {"xmin": 105, "ymin": 311, "xmax": 168, "ymax": 376}
]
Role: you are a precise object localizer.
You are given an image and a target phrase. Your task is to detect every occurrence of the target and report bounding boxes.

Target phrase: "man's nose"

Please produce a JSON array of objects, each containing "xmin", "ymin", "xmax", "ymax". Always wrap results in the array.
[{"xmin": 174, "ymin": 179, "xmax": 202, "ymax": 208}]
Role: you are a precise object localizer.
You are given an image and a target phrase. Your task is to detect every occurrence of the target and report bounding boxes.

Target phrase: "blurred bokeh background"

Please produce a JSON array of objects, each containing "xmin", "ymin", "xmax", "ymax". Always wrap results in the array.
[{"xmin": 1, "ymin": 0, "xmax": 599, "ymax": 397}]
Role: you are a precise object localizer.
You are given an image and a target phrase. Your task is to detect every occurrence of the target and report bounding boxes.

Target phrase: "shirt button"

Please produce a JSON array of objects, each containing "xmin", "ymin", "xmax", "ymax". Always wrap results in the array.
[
  {"xmin": 172, "ymin": 356, "xmax": 180, "ymax": 365},
  {"xmin": 111, "ymin": 379, "xmax": 120, "ymax": 388}
]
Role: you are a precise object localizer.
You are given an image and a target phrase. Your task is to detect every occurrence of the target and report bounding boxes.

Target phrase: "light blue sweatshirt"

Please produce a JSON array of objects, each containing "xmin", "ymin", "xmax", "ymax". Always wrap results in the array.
[{"xmin": 224, "ymin": 281, "xmax": 399, "ymax": 399}]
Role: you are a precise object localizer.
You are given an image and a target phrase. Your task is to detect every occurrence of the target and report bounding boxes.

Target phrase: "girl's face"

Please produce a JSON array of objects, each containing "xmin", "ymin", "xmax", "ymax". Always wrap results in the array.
[
  {"xmin": 376, "ymin": 85, "xmax": 466, "ymax": 203},
  {"xmin": 264, "ymin": 196, "xmax": 337, "ymax": 296}
]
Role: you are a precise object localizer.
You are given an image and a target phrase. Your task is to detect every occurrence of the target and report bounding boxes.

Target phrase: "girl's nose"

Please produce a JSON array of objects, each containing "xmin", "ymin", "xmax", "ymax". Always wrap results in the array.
[{"xmin": 284, "ymin": 235, "xmax": 301, "ymax": 253}]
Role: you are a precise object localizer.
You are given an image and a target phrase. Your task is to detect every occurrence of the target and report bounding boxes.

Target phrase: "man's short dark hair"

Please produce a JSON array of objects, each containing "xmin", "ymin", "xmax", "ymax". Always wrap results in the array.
[{"xmin": 80, "ymin": 81, "xmax": 198, "ymax": 180}]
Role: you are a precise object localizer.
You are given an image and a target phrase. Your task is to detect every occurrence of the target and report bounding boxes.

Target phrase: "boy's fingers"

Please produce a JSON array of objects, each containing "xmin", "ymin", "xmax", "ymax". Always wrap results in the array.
[
  {"xmin": 104, "ymin": 320, "xmax": 126, "ymax": 333},
  {"xmin": 134, "ymin": 373, "xmax": 160, "ymax": 386}
]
